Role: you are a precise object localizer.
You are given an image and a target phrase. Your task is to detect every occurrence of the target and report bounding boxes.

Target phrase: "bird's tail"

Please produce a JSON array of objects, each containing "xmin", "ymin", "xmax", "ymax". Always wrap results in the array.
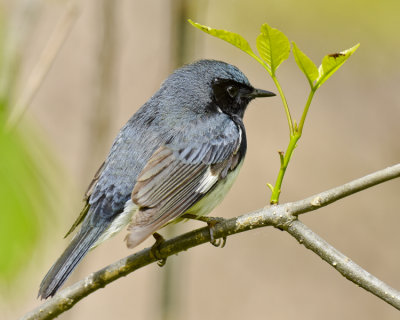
[{"xmin": 38, "ymin": 224, "xmax": 108, "ymax": 299}]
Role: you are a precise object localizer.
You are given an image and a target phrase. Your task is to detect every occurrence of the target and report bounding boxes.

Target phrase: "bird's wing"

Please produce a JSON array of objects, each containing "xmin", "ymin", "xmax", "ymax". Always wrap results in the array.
[
  {"xmin": 125, "ymin": 126, "xmax": 243, "ymax": 248},
  {"xmin": 64, "ymin": 161, "xmax": 105, "ymax": 238}
]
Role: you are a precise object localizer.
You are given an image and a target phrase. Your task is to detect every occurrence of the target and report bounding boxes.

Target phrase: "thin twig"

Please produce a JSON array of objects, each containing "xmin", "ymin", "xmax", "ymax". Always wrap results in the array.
[
  {"xmin": 83, "ymin": 0, "xmax": 117, "ymax": 165},
  {"xmin": 21, "ymin": 163, "xmax": 400, "ymax": 320},
  {"xmin": 290, "ymin": 163, "xmax": 400, "ymax": 215},
  {"xmin": 0, "ymin": 0, "xmax": 42, "ymax": 109},
  {"xmin": 5, "ymin": 1, "xmax": 79, "ymax": 131}
]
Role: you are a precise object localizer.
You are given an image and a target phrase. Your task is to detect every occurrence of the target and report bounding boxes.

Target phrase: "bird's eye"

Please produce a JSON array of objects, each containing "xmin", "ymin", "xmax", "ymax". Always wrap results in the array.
[{"xmin": 226, "ymin": 85, "xmax": 239, "ymax": 98}]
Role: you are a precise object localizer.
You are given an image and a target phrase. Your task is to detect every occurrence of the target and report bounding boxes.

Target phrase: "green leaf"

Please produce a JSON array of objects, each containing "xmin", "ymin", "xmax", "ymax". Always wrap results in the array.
[
  {"xmin": 256, "ymin": 23, "xmax": 290, "ymax": 75},
  {"xmin": 0, "ymin": 109, "xmax": 60, "ymax": 290},
  {"xmin": 292, "ymin": 42, "xmax": 318, "ymax": 88},
  {"xmin": 316, "ymin": 43, "xmax": 360, "ymax": 89},
  {"xmin": 0, "ymin": 126, "xmax": 55, "ymax": 284},
  {"xmin": 188, "ymin": 19, "xmax": 255, "ymax": 57}
]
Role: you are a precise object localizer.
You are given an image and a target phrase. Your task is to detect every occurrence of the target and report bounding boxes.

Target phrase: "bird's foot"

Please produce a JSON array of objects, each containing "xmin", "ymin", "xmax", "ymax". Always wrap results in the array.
[
  {"xmin": 150, "ymin": 232, "xmax": 167, "ymax": 267},
  {"xmin": 181, "ymin": 214, "xmax": 227, "ymax": 248}
]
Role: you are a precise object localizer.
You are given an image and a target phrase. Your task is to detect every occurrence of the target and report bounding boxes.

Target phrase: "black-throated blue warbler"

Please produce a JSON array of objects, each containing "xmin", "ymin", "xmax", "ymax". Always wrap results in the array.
[{"xmin": 38, "ymin": 59, "xmax": 275, "ymax": 299}]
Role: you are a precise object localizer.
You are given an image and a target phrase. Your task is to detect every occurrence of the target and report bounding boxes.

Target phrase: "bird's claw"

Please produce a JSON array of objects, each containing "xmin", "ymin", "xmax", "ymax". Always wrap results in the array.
[
  {"xmin": 210, "ymin": 236, "xmax": 227, "ymax": 248},
  {"xmin": 207, "ymin": 218, "xmax": 227, "ymax": 248},
  {"xmin": 150, "ymin": 232, "xmax": 167, "ymax": 267},
  {"xmin": 181, "ymin": 214, "xmax": 227, "ymax": 248}
]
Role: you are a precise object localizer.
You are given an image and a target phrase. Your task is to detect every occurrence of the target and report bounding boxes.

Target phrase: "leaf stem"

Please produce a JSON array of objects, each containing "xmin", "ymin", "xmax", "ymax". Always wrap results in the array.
[
  {"xmin": 298, "ymin": 88, "xmax": 316, "ymax": 135},
  {"xmin": 270, "ymin": 87, "xmax": 316, "ymax": 204},
  {"xmin": 270, "ymin": 134, "xmax": 299, "ymax": 204},
  {"xmin": 249, "ymin": 46, "xmax": 314, "ymax": 205},
  {"xmin": 271, "ymin": 74, "xmax": 294, "ymax": 136}
]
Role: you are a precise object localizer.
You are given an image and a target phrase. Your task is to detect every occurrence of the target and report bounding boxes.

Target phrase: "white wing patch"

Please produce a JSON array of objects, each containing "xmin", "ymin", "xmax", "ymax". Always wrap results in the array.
[
  {"xmin": 235, "ymin": 126, "xmax": 242, "ymax": 154},
  {"xmin": 195, "ymin": 168, "xmax": 219, "ymax": 193},
  {"xmin": 185, "ymin": 159, "xmax": 244, "ymax": 217}
]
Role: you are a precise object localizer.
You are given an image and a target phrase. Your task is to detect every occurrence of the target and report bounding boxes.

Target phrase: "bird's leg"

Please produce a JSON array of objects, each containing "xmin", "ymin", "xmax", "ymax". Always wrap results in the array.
[
  {"xmin": 181, "ymin": 213, "xmax": 227, "ymax": 248},
  {"xmin": 150, "ymin": 232, "xmax": 167, "ymax": 266}
]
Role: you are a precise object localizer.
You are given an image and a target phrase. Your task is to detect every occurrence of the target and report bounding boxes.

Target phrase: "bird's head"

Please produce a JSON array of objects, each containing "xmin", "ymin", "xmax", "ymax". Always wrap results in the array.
[
  {"xmin": 211, "ymin": 75, "xmax": 275, "ymax": 118},
  {"xmin": 162, "ymin": 60, "xmax": 275, "ymax": 119}
]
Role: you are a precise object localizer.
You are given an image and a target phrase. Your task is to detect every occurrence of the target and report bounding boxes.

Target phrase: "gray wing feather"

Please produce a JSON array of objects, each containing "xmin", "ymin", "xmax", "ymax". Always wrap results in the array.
[
  {"xmin": 131, "ymin": 146, "xmax": 207, "ymax": 219},
  {"xmin": 125, "ymin": 124, "xmax": 242, "ymax": 248}
]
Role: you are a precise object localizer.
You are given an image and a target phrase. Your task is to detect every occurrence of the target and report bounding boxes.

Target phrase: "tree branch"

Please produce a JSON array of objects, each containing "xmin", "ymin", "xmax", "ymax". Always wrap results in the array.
[
  {"xmin": 286, "ymin": 220, "xmax": 400, "ymax": 308},
  {"xmin": 289, "ymin": 163, "xmax": 400, "ymax": 215},
  {"xmin": 21, "ymin": 163, "xmax": 400, "ymax": 320}
]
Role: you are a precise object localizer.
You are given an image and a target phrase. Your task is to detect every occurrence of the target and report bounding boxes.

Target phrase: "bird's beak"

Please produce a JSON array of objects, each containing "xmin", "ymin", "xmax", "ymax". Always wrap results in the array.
[{"xmin": 247, "ymin": 88, "xmax": 276, "ymax": 99}]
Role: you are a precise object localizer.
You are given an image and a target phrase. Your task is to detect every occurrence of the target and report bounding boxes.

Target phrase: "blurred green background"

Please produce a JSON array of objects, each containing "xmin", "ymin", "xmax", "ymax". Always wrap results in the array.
[{"xmin": 1, "ymin": 0, "xmax": 399, "ymax": 319}]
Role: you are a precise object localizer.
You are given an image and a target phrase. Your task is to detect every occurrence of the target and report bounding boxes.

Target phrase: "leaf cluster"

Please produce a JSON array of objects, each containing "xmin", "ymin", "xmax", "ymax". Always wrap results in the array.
[
  {"xmin": 189, "ymin": 20, "xmax": 359, "ymax": 91},
  {"xmin": 189, "ymin": 20, "xmax": 359, "ymax": 204}
]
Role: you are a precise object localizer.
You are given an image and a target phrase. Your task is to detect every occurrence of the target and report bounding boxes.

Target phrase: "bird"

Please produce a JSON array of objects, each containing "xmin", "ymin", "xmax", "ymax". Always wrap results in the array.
[{"xmin": 38, "ymin": 59, "xmax": 275, "ymax": 299}]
